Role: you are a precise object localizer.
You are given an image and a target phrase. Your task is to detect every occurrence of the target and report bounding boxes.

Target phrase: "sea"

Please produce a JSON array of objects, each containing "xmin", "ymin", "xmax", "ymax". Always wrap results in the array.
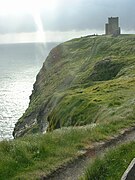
[{"xmin": 0, "ymin": 42, "xmax": 58, "ymax": 140}]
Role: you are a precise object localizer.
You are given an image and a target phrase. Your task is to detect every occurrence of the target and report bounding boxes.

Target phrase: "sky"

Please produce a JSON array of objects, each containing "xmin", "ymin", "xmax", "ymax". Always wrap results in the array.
[{"xmin": 0, "ymin": 0, "xmax": 135, "ymax": 43}]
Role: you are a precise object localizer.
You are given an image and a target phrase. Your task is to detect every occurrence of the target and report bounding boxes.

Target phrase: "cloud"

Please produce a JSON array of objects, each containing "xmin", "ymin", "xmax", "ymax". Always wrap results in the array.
[
  {"xmin": 0, "ymin": 14, "xmax": 37, "ymax": 34},
  {"xmin": 40, "ymin": 0, "xmax": 135, "ymax": 31},
  {"xmin": 0, "ymin": 0, "xmax": 135, "ymax": 34}
]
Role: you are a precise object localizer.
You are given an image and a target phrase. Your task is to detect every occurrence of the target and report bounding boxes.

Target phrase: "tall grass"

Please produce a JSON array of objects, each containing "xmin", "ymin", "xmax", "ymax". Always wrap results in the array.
[
  {"xmin": 82, "ymin": 141, "xmax": 135, "ymax": 180},
  {"xmin": 0, "ymin": 118, "xmax": 135, "ymax": 179}
]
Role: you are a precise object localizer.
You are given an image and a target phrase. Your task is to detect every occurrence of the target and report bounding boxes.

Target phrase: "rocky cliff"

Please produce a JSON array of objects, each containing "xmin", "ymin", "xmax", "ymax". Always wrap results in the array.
[{"xmin": 13, "ymin": 34, "xmax": 135, "ymax": 138}]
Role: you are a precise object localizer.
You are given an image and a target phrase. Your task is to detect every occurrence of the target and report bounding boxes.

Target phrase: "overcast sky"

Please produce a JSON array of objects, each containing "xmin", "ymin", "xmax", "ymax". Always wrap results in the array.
[{"xmin": 0, "ymin": 0, "xmax": 134, "ymax": 43}]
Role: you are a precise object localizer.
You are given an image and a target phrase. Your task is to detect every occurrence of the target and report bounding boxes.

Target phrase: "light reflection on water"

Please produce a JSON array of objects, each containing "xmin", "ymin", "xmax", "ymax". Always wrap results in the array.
[
  {"xmin": 0, "ymin": 42, "xmax": 58, "ymax": 140},
  {"xmin": 0, "ymin": 65, "xmax": 40, "ymax": 140}
]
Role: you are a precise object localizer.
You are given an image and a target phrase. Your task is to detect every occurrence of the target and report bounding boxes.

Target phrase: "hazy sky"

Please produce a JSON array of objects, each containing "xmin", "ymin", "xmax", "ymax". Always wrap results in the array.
[{"xmin": 0, "ymin": 0, "xmax": 134, "ymax": 43}]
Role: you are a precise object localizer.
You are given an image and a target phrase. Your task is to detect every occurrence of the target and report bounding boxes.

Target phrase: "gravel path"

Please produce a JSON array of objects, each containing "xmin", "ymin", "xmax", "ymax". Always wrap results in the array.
[{"xmin": 43, "ymin": 127, "xmax": 135, "ymax": 180}]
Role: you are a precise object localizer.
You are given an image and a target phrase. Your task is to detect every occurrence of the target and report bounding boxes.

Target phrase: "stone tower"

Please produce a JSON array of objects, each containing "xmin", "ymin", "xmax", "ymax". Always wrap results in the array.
[{"xmin": 105, "ymin": 17, "xmax": 121, "ymax": 36}]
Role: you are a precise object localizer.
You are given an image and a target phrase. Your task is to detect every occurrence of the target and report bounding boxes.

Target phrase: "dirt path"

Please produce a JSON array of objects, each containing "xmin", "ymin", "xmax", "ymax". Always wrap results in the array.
[{"xmin": 43, "ymin": 127, "xmax": 135, "ymax": 180}]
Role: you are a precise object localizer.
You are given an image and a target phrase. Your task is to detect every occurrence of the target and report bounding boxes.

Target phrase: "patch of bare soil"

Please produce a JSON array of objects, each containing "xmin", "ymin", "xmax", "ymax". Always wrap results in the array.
[{"xmin": 42, "ymin": 126, "xmax": 135, "ymax": 180}]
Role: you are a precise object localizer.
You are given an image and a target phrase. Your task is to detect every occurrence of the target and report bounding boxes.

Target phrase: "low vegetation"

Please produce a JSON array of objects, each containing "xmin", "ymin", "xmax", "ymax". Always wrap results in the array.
[
  {"xmin": 82, "ymin": 141, "xmax": 135, "ymax": 180},
  {"xmin": 7, "ymin": 34, "xmax": 135, "ymax": 179},
  {"xmin": 1, "ymin": 119, "xmax": 135, "ymax": 179}
]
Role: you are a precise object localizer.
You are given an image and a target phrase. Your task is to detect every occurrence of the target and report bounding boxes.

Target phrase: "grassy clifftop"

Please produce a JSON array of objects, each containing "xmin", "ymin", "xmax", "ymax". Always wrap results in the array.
[
  {"xmin": 13, "ymin": 34, "xmax": 135, "ymax": 137},
  {"xmin": 1, "ymin": 34, "xmax": 135, "ymax": 179}
]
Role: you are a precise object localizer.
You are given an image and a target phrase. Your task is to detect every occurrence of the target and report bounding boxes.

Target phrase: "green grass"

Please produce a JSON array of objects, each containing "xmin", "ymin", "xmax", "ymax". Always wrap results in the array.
[
  {"xmin": 48, "ymin": 76, "xmax": 135, "ymax": 130},
  {"xmin": 10, "ymin": 34, "xmax": 135, "ymax": 178},
  {"xmin": 82, "ymin": 141, "xmax": 135, "ymax": 180},
  {"xmin": 13, "ymin": 34, "xmax": 135, "ymax": 137},
  {"xmin": 1, "ymin": 118, "xmax": 135, "ymax": 179}
]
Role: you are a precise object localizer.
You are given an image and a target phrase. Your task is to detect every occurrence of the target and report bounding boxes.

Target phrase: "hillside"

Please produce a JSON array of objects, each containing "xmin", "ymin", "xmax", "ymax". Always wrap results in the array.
[{"xmin": 13, "ymin": 34, "xmax": 135, "ymax": 138}]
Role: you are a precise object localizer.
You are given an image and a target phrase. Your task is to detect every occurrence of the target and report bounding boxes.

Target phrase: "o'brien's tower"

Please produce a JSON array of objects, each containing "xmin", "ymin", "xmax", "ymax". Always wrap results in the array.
[{"xmin": 105, "ymin": 17, "xmax": 121, "ymax": 36}]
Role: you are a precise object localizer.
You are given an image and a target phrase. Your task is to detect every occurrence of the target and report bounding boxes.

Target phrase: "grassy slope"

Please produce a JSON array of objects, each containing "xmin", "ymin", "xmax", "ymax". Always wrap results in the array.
[
  {"xmin": 14, "ymin": 34, "xmax": 135, "ymax": 136},
  {"xmin": 1, "ymin": 120, "xmax": 135, "ymax": 180},
  {"xmin": 1, "ymin": 34, "xmax": 135, "ymax": 179},
  {"xmin": 82, "ymin": 141, "xmax": 135, "ymax": 180}
]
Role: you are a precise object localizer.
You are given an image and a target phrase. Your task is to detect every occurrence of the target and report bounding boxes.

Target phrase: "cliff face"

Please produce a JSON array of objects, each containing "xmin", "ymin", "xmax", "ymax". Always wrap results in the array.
[{"xmin": 13, "ymin": 35, "xmax": 135, "ymax": 138}]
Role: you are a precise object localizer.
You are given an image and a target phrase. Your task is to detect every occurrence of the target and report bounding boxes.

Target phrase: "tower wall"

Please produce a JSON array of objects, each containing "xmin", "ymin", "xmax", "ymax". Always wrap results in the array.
[
  {"xmin": 105, "ymin": 17, "xmax": 120, "ymax": 35},
  {"xmin": 105, "ymin": 24, "xmax": 109, "ymax": 35}
]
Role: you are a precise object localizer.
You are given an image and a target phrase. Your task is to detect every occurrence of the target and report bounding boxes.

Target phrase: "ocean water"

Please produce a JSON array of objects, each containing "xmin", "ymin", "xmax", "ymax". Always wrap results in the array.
[{"xmin": 0, "ymin": 43, "xmax": 57, "ymax": 140}]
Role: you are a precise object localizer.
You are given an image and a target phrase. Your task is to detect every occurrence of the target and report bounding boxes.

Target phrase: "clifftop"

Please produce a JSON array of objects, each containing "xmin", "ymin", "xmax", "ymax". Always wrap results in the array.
[{"xmin": 13, "ymin": 34, "xmax": 135, "ymax": 138}]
